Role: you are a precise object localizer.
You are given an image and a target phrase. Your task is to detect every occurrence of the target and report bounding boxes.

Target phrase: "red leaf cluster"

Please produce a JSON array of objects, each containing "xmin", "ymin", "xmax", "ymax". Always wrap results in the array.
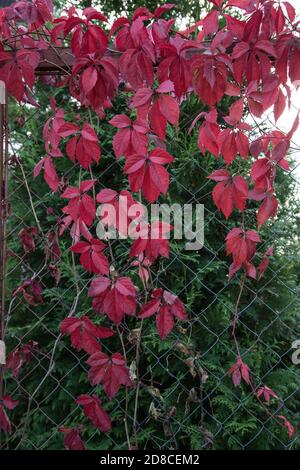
[
  {"xmin": 87, "ymin": 352, "xmax": 132, "ymax": 399},
  {"xmin": 60, "ymin": 180, "xmax": 96, "ymax": 241},
  {"xmin": 59, "ymin": 427, "xmax": 85, "ymax": 451},
  {"xmin": 5, "ymin": 341, "xmax": 38, "ymax": 379},
  {"xmin": 59, "ymin": 122, "xmax": 101, "ymax": 169},
  {"xmin": 109, "ymin": 114, "xmax": 148, "ymax": 159},
  {"xmin": 208, "ymin": 169, "xmax": 248, "ymax": 219},
  {"xmin": 226, "ymin": 228, "xmax": 261, "ymax": 279},
  {"xmin": 88, "ymin": 276, "xmax": 137, "ymax": 324},
  {"xmin": 18, "ymin": 226, "xmax": 37, "ymax": 253},
  {"xmin": 257, "ymin": 386, "xmax": 278, "ymax": 403},
  {"xmin": 0, "ymin": 395, "xmax": 19, "ymax": 434},
  {"xmin": 60, "ymin": 316, "xmax": 113, "ymax": 355},
  {"xmin": 96, "ymin": 189, "xmax": 143, "ymax": 236},
  {"xmin": 139, "ymin": 288, "xmax": 187, "ymax": 338},
  {"xmin": 0, "ymin": 49, "xmax": 40, "ymax": 101},
  {"xmin": 129, "ymin": 220, "xmax": 172, "ymax": 262},
  {"xmin": 3, "ymin": 0, "xmax": 298, "ymax": 442},
  {"xmin": 12, "ymin": 279, "xmax": 43, "ymax": 306},
  {"xmin": 76, "ymin": 394, "xmax": 111, "ymax": 432},
  {"xmin": 71, "ymin": 239, "xmax": 109, "ymax": 275},
  {"xmin": 228, "ymin": 358, "xmax": 250, "ymax": 387},
  {"xmin": 124, "ymin": 148, "xmax": 174, "ymax": 202}
]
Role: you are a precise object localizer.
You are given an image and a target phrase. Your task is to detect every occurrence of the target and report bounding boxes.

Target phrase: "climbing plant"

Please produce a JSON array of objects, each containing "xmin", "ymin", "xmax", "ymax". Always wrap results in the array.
[{"xmin": 0, "ymin": 0, "xmax": 299, "ymax": 450}]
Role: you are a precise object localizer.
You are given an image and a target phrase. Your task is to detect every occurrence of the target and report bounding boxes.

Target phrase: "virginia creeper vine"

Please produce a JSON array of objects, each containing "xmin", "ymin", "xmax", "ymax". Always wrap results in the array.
[{"xmin": 0, "ymin": 0, "xmax": 299, "ymax": 447}]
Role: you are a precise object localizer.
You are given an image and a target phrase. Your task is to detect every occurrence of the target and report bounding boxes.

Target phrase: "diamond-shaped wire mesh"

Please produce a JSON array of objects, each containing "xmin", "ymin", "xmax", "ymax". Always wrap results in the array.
[{"xmin": 0, "ymin": 71, "xmax": 299, "ymax": 451}]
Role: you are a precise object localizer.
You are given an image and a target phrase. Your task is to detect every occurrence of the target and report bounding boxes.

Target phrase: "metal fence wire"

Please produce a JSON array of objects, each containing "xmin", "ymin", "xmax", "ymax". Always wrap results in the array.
[{"xmin": 0, "ymin": 65, "xmax": 300, "ymax": 451}]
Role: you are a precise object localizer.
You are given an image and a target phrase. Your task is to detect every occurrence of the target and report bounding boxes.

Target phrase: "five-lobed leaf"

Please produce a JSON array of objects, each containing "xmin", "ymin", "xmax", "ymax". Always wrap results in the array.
[
  {"xmin": 60, "ymin": 316, "xmax": 113, "ymax": 355},
  {"xmin": 87, "ymin": 352, "xmax": 132, "ymax": 400}
]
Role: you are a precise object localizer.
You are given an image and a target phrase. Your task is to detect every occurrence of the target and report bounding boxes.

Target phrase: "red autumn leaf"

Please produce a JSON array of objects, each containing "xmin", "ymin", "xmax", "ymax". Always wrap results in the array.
[
  {"xmin": 208, "ymin": 169, "xmax": 248, "ymax": 219},
  {"xmin": 8, "ymin": 0, "xmax": 53, "ymax": 30},
  {"xmin": 225, "ymin": 15, "xmax": 245, "ymax": 40},
  {"xmin": 228, "ymin": 358, "xmax": 250, "ymax": 386},
  {"xmin": 157, "ymin": 93, "xmax": 179, "ymax": 126},
  {"xmin": 60, "ymin": 316, "xmax": 113, "ymax": 355},
  {"xmin": 59, "ymin": 427, "xmax": 85, "ymax": 451},
  {"xmin": 139, "ymin": 288, "xmax": 187, "ymax": 339},
  {"xmin": 129, "ymin": 220, "xmax": 172, "ymax": 261},
  {"xmin": 192, "ymin": 53, "xmax": 229, "ymax": 106},
  {"xmin": 274, "ymin": 88, "xmax": 286, "ymax": 122},
  {"xmin": 149, "ymin": 93, "xmax": 179, "ymax": 140},
  {"xmin": 12, "ymin": 279, "xmax": 43, "ymax": 306},
  {"xmin": 274, "ymin": 5, "xmax": 285, "ymax": 35},
  {"xmin": 250, "ymin": 131, "xmax": 290, "ymax": 184},
  {"xmin": 41, "ymin": 101, "xmax": 65, "ymax": 157},
  {"xmin": 217, "ymin": 126, "xmax": 249, "ymax": 165},
  {"xmin": 153, "ymin": 3, "xmax": 175, "ymax": 18},
  {"xmin": 257, "ymin": 386, "xmax": 278, "ymax": 403},
  {"xmin": 5, "ymin": 341, "xmax": 38, "ymax": 379},
  {"xmin": 287, "ymin": 45, "xmax": 300, "ymax": 87},
  {"xmin": 250, "ymin": 158, "xmax": 271, "ymax": 183},
  {"xmin": 109, "ymin": 17, "xmax": 131, "ymax": 39},
  {"xmin": 59, "ymin": 122, "xmax": 100, "ymax": 169},
  {"xmin": 53, "ymin": 8, "xmax": 108, "ymax": 57},
  {"xmin": 131, "ymin": 82, "xmax": 179, "ymax": 140},
  {"xmin": 210, "ymin": 0, "xmax": 223, "ymax": 8},
  {"xmin": 226, "ymin": 227, "xmax": 261, "ymax": 266},
  {"xmin": 155, "ymin": 304, "xmax": 176, "ymax": 339},
  {"xmin": 231, "ymin": 42, "xmax": 250, "ymax": 60},
  {"xmin": 248, "ymin": 179, "xmax": 279, "ymax": 228},
  {"xmin": 118, "ymin": 16, "xmax": 155, "ymax": 90},
  {"xmin": 258, "ymin": 246, "xmax": 273, "ymax": 280},
  {"xmin": 283, "ymin": 2, "xmax": 296, "ymax": 23},
  {"xmin": 257, "ymin": 194, "xmax": 278, "ymax": 228},
  {"xmin": 130, "ymin": 254, "xmax": 152, "ymax": 285},
  {"xmin": 71, "ymin": 239, "xmax": 109, "ymax": 275},
  {"xmin": 131, "ymin": 87, "xmax": 154, "ymax": 108},
  {"xmin": 109, "ymin": 114, "xmax": 148, "ymax": 158},
  {"xmin": 88, "ymin": 276, "xmax": 137, "ymax": 324},
  {"xmin": 76, "ymin": 394, "xmax": 111, "ymax": 432},
  {"xmin": 0, "ymin": 49, "xmax": 40, "ymax": 102},
  {"xmin": 225, "ymin": 99, "xmax": 244, "ymax": 126},
  {"xmin": 278, "ymin": 415, "xmax": 294, "ymax": 438},
  {"xmin": 34, "ymin": 155, "xmax": 59, "ymax": 192},
  {"xmin": 124, "ymin": 148, "xmax": 174, "ymax": 203},
  {"xmin": 18, "ymin": 226, "xmax": 37, "ymax": 253},
  {"xmin": 72, "ymin": 54, "xmax": 118, "ymax": 112},
  {"xmin": 202, "ymin": 10, "xmax": 219, "ymax": 36},
  {"xmin": 196, "ymin": 108, "xmax": 220, "ymax": 157},
  {"xmin": 0, "ymin": 395, "xmax": 19, "ymax": 433},
  {"xmin": 81, "ymin": 66, "xmax": 98, "ymax": 95},
  {"xmin": 87, "ymin": 352, "xmax": 132, "ymax": 400},
  {"xmin": 231, "ymin": 26, "xmax": 276, "ymax": 84},
  {"xmin": 2, "ymin": 395, "xmax": 19, "ymax": 410},
  {"xmin": 61, "ymin": 180, "xmax": 96, "ymax": 237},
  {"xmin": 225, "ymin": 81, "xmax": 242, "ymax": 97},
  {"xmin": 245, "ymin": 74, "xmax": 286, "ymax": 119},
  {"xmin": 96, "ymin": 189, "xmax": 143, "ymax": 236},
  {"xmin": 255, "ymin": 40, "xmax": 277, "ymax": 58}
]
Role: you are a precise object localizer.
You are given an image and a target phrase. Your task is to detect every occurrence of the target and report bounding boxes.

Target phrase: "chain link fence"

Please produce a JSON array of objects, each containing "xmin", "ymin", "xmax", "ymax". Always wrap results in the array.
[{"xmin": 0, "ymin": 68, "xmax": 299, "ymax": 451}]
